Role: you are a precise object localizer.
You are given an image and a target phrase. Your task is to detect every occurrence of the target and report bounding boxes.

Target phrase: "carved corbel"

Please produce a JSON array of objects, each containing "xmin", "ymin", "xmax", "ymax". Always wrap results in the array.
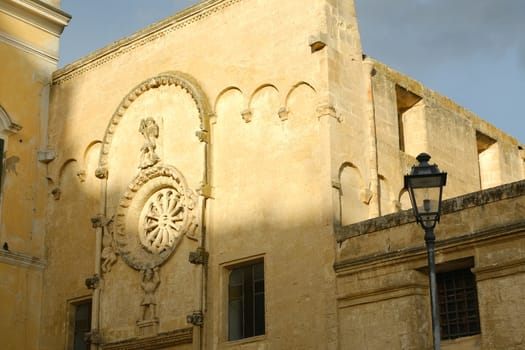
[
  {"xmin": 76, "ymin": 170, "xmax": 86, "ymax": 182},
  {"xmin": 51, "ymin": 187, "xmax": 61, "ymax": 200},
  {"xmin": 186, "ymin": 311, "xmax": 204, "ymax": 327},
  {"xmin": 90, "ymin": 215, "xmax": 112, "ymax": 228},
  {"xmin": 85, "ymin": 274, "xmax": 100, "ymax": 290},
  {"xmin": 198, "ymin": 182, "xmax": 212, "ymax": 199},
  {"xmin": 360, "ymin": 188, "xmax": 373, "ymax": 204},
  {"xmin": 392, "ymin": 200, "xmax": 402, "ymax": 212},
  {"xmin": 316, "ymin": 104, "xmax": 342, "ymax": 122},
  {"xmin": 278, "ymin": 107, "xmax": 289, "ymax": 121},
  {"xmin": 331, "ymin": 179, "xmax": 342, "ymax": 193},
  {"xmin": 241, "ymin": 109, "xmax": 252, "ymax": 123},
  {"xmin": 95, "ymin": 167, "xmax": 108, "ymax": 179},
  {"xmin": 189, "ymin": 247, "xmax": 209, "ymax": 265},
  {"xmin": 195, "ymin": 130, "xmax": 209, "ymax": 143},
  {"xmin": 308, "ymin": 32, "xmax": 328, "ymax": 53},
  {"xmin": 37, "ymin": 150, "xmax": 56, "ymax": 163}
]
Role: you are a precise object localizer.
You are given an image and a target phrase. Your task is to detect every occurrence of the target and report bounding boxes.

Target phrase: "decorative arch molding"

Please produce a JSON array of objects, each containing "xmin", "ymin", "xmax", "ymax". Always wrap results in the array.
[
  {"xmin": 96, "ymin": 71, "xmax": 212, "ymax": 178},
  {"xmin": 213, "ymin": 86, "xmax": 244, "ymax": 124},
  {"xmin": 337, "ymin": 162, "xmax": 365, "ymax": 191},
  {"xmin": 284, "ymin": 81, "xmax": 317, "ymax": 104},
  {"xmin": 213, "ymin": 86, "xmax": 244, "ymax": 112},
  {"xmin": 249, "ymin": 84, "xmax": 279, "ymax": 102},
  {"xmin": 0, "ymin": 105, "xmax": 22, "ymax": 134},
  {"xmin": 84, "ymin": 140, "xmax": 102, "ymax": 165},
  {"xmin": 279, "ymin": 81, "xmax": 317, "ymax": 121}
]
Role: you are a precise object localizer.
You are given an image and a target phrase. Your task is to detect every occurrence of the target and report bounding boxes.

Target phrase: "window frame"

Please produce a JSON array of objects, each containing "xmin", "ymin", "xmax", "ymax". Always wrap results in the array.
[
  {"xmin": 436, "ymin": 261, "xmax": 481, "ymax": 340},
  {"xmin": 223, "ymin": 256, "xmax": 266, "ymax": 343},
  {"xmin": 66, "ymin": 297, "xmax": 92, "ymax": 350}
]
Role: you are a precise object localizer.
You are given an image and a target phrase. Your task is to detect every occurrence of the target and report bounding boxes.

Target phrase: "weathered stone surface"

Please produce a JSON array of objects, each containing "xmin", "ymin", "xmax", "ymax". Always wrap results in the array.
[{"xmin": 2, "ymin": 0, "xmax": 524, "ymax": 349}]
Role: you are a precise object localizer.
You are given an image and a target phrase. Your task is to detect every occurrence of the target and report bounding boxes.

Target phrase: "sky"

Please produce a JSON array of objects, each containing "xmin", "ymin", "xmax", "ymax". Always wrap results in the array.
[{"xmin": 59, "ymin": 0, "xmax": 524, "ymax": 143}]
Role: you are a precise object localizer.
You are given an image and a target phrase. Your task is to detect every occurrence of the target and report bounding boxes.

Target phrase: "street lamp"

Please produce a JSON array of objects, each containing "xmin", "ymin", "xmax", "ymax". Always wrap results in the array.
[{"xmin": 404, "ymin": 153, "xmax": 447, "ymax": 350}]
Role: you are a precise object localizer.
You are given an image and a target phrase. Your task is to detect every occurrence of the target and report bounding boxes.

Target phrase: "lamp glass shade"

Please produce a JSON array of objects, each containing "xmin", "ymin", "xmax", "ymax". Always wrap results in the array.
[{"xmin": 404, "ymin": 153, "xmax": 447, "ymax": 229}]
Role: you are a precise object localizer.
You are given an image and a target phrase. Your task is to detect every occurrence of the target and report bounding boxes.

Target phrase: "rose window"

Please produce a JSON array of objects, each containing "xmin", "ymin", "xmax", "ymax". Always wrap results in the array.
[{"xmin": 139, "ymin": 187, "xmax": 185, "ymax": 254}]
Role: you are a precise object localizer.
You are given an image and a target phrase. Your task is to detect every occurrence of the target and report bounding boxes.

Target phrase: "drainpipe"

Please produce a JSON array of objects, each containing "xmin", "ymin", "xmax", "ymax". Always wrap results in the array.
[
  {"xmin": 189, "ymin": 117, "xmax": 213, "ymax": 350},
  {"xmin": 364, "ymin": 59, "xmax": 380, "ymax": 217},
  {"xmin": 89, "ymin": 175, "xmax": 107, "ymax": 350}
]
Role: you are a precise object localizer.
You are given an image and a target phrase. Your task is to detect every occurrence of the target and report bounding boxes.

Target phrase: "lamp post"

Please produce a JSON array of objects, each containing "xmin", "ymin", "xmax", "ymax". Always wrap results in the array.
[{"xmin": 404, "ymin": 153, "xmax": 447, "ymax": 350}]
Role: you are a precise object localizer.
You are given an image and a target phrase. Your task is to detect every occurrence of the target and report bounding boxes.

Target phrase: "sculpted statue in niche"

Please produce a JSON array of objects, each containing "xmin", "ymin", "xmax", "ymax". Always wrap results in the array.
[
  {"xmin": 138, "ymin": 117, "xmax": 160, "ymax": 169},
  {"xmin": 140, "ymin": 267, "xmax": 160, "ymax": 321}
]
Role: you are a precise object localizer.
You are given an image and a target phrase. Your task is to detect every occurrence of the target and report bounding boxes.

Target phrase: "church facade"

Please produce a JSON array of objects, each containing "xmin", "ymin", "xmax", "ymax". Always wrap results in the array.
[{"xmin": 1, "ymin": 0, "xmax": 524, "ymax": 349}]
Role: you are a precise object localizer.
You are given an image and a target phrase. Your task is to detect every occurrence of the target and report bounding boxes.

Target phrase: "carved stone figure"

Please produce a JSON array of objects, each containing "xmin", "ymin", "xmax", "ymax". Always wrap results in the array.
[
  {"xmin": 138, "ymin": 117, "xmax": 160, "ymax": 169},
  {"xmin": 140, "ymin": 267, "xmax": 160, "ymax": 321},
  {"xmin": 101, "ymin": 226, "xmax": 118, "ymax": 273}
]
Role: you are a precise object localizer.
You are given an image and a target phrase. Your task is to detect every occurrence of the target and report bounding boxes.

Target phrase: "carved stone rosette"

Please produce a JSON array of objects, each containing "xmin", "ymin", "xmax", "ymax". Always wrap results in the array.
[{"xmin": 114, "ymin": 165, "xmax": 197, "ymax": 270}]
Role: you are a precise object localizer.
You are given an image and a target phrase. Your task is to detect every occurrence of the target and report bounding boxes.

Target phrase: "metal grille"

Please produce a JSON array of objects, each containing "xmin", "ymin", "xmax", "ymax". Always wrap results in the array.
[{"xmin": 437, "ymin": 268, "xmax": 480, "ymax": 340}]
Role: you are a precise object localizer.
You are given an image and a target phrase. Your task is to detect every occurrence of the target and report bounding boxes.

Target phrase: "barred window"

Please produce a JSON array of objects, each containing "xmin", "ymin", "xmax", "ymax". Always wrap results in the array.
[{"xmin": 437, "ymin": 268, "xmax": 480, "ymax": 340}]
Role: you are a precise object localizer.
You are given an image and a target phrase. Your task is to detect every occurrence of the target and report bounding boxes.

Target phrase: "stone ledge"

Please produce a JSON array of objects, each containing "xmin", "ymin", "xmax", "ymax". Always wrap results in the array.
[
  {"xmin": 334, "ymin": 220, "xmax": 525, "ymax": 273},
  {"xmin": 473, "ymin": 257, "xmax": 525, "ymax": 282},
  {"xmin": 0, "ymin": 249, "xmax": 46, "ymax": 270},
  {"xmin": 335, "ymin": 179, "xmax": 525, "ymax": 243},
  {"xmin": 0, "ymin": 0, "xmax": 71, "ymax": 36},
  {"xmin": 52, "ymin": 0, "xmax": 242, "ymax": 84},
  {"xmin": 101, "ymin": 327, "xmax": 192, "ymax": 350}
]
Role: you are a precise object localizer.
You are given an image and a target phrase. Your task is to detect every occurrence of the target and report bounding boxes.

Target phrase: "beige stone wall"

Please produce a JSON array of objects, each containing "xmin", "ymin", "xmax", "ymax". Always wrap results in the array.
[
  {"xmin": 336, "ymin": 181, "xmax": 525, "ymax": 349},
  {"xmin": 47, "ymin": 0, "xmax": 351, "ymax": 348},
  {"xmin": 40, "ymin": 0, "xmax": 524, "ymax": 349},
  {"xmin": 370, "ymin": 60, "xmax": 524, "ymax": 212}
]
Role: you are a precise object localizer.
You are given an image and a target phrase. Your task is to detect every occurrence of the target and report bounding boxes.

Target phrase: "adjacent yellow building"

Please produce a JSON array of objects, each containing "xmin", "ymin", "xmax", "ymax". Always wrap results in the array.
[
  {"xmin": 0, "ymin": 0, "xmax": 69, "ymax": 349},
  {"xmin": 1, "ymin": 0, "xmax": 524, "ymax": 349}
]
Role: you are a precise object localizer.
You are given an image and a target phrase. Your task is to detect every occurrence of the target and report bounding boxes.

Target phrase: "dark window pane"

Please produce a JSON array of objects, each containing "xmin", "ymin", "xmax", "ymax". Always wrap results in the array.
[
  {"xmin": 73, "ymin": 301, "xmax": 92, "ymax": 350},
  {"xmin": 228, "ymin": 260, "xmax": 264, "ymax": 341}
]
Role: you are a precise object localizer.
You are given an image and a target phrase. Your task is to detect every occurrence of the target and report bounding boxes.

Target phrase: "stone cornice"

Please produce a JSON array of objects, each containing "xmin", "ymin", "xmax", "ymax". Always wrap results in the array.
[
  {"xmin": 52, "ymin": 0, "xmax": 242, "ymax": 85},
  {"xmin": 101, "ymin": 327, "xmax": 192, "ymax": 350},
  {"xmin": 473, "ymin": 257, "xmax": 525, "ymax": 282},
  {"xmin": 0, "ymin": 249, "xmax": 46, "ymax": 270},
  {"xmin": 334, "ymin": 220, "xmax": 525, "ymax": 273},
  {"xmin": 0, "ymin": 30, "xmax": 57, "ymax": 63},
  {"xmin": 335, "ymin": 179, "xmax": 525, "ymax": 243},
  {"xmin": 0, "ymin": 0, "xmax": 70, "ymax": 36}
]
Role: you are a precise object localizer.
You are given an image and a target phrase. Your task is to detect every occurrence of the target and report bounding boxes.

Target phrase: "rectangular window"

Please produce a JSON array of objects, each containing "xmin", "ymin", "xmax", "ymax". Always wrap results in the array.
[
  {"xmin": 228, "ymin": 260, "xmax": 265, "ymax": 341},
  {"xmin": 72, "ymin": 300, "xmax": 92, "ymax": 350},
  {"xmin": 437, "ymin": 268, "xmax": 480, "ymax": 340}
]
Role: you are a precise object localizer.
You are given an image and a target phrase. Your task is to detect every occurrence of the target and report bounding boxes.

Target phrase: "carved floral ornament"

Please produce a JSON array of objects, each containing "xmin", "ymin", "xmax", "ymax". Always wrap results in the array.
[{"xmin": 114, "ymin": 164, "xmax": 199, "ymax": 270}]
